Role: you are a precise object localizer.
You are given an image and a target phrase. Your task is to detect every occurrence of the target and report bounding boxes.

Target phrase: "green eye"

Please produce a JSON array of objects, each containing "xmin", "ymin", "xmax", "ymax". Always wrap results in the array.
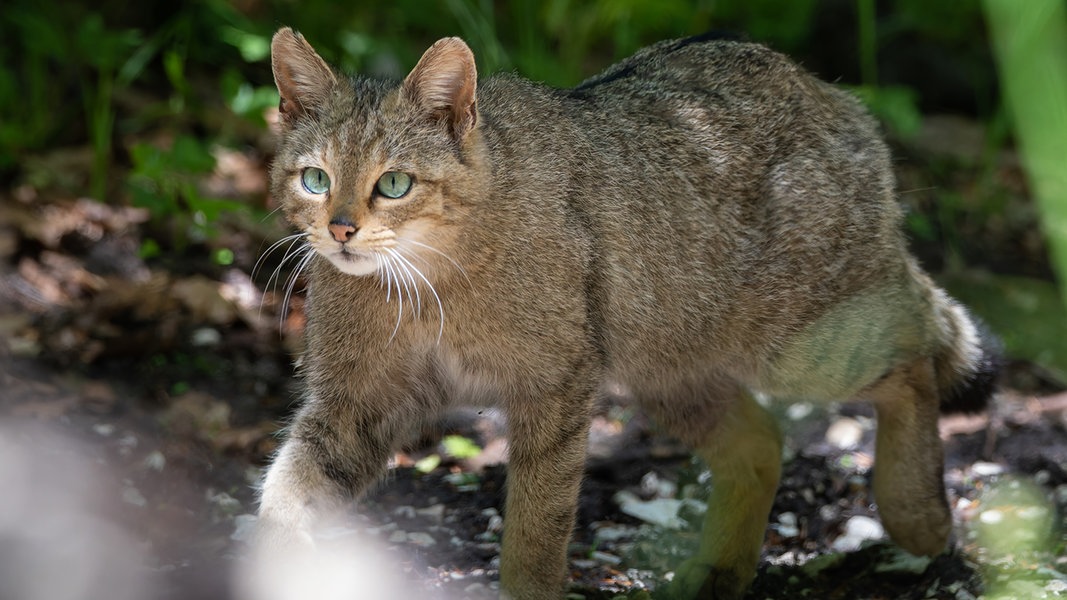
[
  {"xmin": 301, "ymin": 167, "xmax": 330, "ymax": 194},
  {"xmin": 376, "ymin": 171, "xmax": 412, "ymax": 199}
]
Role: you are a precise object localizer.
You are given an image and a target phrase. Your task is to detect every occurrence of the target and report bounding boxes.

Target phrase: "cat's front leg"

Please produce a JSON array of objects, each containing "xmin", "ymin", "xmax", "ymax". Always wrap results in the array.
[
  {"xmin": 254, "ymin": 437, "xmax": 344, "ymax": 552},
  {"xmin": 253, "ymin": 393, "xmax": 400, "ymax": 554},
  {"xmin": 499, "ymin": 384, "xmax": 594, "ymax": 600}
]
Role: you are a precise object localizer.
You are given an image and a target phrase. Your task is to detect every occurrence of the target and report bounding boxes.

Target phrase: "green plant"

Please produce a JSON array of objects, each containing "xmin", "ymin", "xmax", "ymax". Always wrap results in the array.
[
  {"xmin": 984, "ymin": 0, "xmax": 1067, "ymax": 310},
  {"xmin": 127, "ymin": 134, "xmax": 246, "ymax": 249}
]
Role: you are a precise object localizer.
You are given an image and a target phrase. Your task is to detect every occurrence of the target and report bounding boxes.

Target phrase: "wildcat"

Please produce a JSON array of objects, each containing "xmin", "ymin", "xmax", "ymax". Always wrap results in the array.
[{"xmin": 254, "ymin": 27, "xmax": 998, "ymax": 600}]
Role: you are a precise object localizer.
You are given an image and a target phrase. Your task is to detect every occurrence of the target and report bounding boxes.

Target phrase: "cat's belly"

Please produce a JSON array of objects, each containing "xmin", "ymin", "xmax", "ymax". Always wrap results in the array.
[{"xmin": 602, "ymin": 283, "xmax": 932, "ymax": 404}]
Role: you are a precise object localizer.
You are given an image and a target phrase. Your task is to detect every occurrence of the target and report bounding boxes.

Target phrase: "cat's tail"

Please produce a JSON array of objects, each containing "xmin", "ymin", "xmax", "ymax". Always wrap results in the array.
[{"xmin": 931, "ymin": 292, "xmax": 1002, "ymax": 414}]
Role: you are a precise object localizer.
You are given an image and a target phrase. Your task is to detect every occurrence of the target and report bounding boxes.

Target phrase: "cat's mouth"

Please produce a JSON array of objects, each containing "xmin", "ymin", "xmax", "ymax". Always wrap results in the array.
[{"xmin": 322, "ymin": 246, "xmax": 378, "ymax": 276}]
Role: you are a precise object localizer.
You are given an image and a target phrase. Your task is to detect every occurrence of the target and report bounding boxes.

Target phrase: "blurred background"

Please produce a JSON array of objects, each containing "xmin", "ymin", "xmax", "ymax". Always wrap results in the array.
[{"xmin": 0, "ymin": 1, "xmax": 1064, "ymax": 599}]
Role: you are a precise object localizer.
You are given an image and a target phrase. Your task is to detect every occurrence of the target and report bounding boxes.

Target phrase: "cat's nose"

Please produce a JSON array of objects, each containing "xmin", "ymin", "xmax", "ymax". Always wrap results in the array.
[{"xmin": 328, "ymin": 218, "xmax": 357, "ymax": 243}]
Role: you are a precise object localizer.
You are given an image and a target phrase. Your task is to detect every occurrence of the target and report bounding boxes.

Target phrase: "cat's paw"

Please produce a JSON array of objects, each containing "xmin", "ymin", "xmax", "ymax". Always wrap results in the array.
[
  {"xmin": 878, "ymin": 497, "xmax": 951, "ymax": 558},
  {"xmin": 248, "ymin": 514, "xmax": 317, "ymax": 557},
  {"xmin": 659, "ymin": 559, "xmax": 751, "ymax": 600}
]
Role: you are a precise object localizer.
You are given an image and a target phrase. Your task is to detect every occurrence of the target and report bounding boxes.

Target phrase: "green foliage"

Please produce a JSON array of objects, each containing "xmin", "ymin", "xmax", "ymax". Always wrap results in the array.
[
  {"xmin": 984, "ymin": 0, "xmax": 1067, "ymax": 311},
  {"xmin": 127, "ymin": 135, "xmax": 246, "ymax": 245}
]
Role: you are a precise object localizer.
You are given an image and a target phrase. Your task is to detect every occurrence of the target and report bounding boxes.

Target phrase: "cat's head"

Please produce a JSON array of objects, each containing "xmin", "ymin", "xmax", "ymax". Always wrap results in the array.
[{"xmin": 268, "ymin": 28, "xmax": 479, "ymax": 278}]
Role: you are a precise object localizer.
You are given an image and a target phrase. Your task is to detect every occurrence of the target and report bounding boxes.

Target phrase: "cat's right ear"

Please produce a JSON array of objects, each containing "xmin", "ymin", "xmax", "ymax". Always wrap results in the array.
[{"xmin": 271, "ymin": 28, "xmax": 337, "ymax": 126}]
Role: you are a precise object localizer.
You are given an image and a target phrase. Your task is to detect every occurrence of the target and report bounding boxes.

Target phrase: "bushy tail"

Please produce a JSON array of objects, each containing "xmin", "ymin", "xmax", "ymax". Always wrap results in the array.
[{"xmin": 933, "ymin": 297, "xmax": 1002, "ymax": 414}]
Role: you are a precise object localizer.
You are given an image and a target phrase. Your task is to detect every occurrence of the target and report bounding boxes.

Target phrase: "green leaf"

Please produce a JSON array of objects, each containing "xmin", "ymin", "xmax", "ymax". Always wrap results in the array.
[
  {"xmin": 414, "ymin": 454, "xmax": 441, "ymax": 474},
  {"xmin": 220, "ymin": 26, "xmax": 271, "ymax": 63},
  {"xmin": 442, "ymin": 434, "xmax": 482, "ymax": 459}
]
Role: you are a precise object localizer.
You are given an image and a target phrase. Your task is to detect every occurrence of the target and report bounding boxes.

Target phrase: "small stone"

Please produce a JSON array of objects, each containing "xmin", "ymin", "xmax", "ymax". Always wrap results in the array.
[
  {"xmin": 590, "ymin": 550, "xmax": 622, "ymax": 565},
  {"xmin": 463, "ymin": 582, "xmax": 489, "ymax": 596},
  {"xmin": 831, "ymin": 515, "xmax": 884, "ymax": 551},
  {"xmin": 406, "ymin": 532, "xmax": 436, "ymax": 547},
  {"xmin": 142, "ymin": 450, "xmax": 166, "ymax": 471},
  {"xmin": 593, "ymin": 524, "xmax": 638, "ymax": 543},
  {"xmin": 92, "ymin": 423, "xmax": 115, "ymax": 436},
  {"xmin": 394, "ymin": 505, "xmax": 416, "ymax": 519},
  {"xmin": 971, "ymin": 462, "xmax": 1005, "ymax": 477},
  {"xmin": 825, "ymin": 417, "xmax": 864, "ymax": 450},
  {"xmin": 190, "ymin": 327, "xmax": 222, "ymax": 347},
  {"xmin": 618, "ymin": 497, "xmax": 686, "ymax": 529},
  {"xmin": 786, "ymin": 402, "xmax": 814, "ymax": 421},
  {"xmin": 1046, "ymin": 579, "xmax": 1067, "ymax": 594},
  {"xmin": 776, "ymin": 513, "xmax": 799, "ymax": 538},
  {"xmin": 388, "ymin": 530, "xmax": 408, "ymax": 543},
  {"xmin": 979, "ymin": 509, "xmax": 1004, "ymax": 525},
  {"xmin": 122, "ymin": 486, "xmax": 147, "ymax": 507},
  {"xmin": 416, "ymin": 503, "xmax": 446, "ymax": 523}
]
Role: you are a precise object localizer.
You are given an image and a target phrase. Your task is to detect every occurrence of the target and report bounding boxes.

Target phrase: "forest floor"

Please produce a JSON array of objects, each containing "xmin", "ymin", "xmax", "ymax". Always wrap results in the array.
[{"xmin": 1, "ymin": 115, "xmax": 1066, "ymax": 600}]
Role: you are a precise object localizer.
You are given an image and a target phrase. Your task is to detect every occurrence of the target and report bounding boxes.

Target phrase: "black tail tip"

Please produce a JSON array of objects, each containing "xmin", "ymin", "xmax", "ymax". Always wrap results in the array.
[{"xmin": 941, "ymin": 323, "xmax": 1003, "ymax": 415}]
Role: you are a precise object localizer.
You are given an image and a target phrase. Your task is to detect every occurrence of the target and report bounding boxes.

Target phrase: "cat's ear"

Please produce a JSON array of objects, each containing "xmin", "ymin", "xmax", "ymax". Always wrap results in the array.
[
  {"xmin": 271, "ymin": 28, "xmax": 337, "ymax": 126},
  {"xmin": 402, "ymin": 37, "xmax": 478, "ymax": 141}
]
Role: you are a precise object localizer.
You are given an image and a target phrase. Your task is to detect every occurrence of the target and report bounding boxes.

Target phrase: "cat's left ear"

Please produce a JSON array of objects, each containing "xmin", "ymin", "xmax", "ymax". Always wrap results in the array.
[
  {"xmin": 271, "ymin": 28, "xmax": 337, "ymax": 126},
  {"xmin": 402, "ymin": 38, "xmax": 478, "ymax": 141}
]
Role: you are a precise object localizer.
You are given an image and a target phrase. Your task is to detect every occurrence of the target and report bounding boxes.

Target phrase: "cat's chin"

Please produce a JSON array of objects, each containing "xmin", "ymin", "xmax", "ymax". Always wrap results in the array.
[{"xmin": 325, "ymin": 251, "xmax": 379, "ymax": 277}]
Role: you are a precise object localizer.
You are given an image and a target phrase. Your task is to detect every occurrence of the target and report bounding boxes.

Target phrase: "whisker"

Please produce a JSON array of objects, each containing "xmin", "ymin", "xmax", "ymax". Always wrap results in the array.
[
  {"xmin": 401, "ymin": 239, "xmax": 471, "ymax": 285},
  {"xmin": 252, "ymin": 232, "xmax": 307, "ymax": 282},
  {"xmin": 392, "ymin": 250, "xmax": 444, "ymax": 344},
  {"xmin": 387, "ymin": 248, "xmax": 422, "ymax": 319},
  {"xmin": 384, "ymin": 253, "xmax": 404, "ymax": 345},
  {"xmin": 259, "ymin": 205, "xmax": 286, "ymax": 223},
  {"xmin": 265, "ymin": 235, "xmax": 311, "ymax": 298},
  {"xmin": 281, "ymin": 247, "xmax": 315, "ymax": 332}
]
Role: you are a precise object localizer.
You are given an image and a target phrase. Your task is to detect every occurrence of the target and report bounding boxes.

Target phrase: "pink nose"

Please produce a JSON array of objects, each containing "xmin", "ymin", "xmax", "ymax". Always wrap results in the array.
[{"xmin": 328, "ymin": 222, "xmax": 356, "ymax": 243}]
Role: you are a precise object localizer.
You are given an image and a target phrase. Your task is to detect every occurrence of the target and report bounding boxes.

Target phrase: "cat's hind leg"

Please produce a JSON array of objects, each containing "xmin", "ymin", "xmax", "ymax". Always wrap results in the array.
[
  {"xmin": 865, "ymin": 357, "xmax": 952, "ymax": 557},
  {"xmin": 644, "ymin": 378, "xmax": 783, "ymax": 600}
]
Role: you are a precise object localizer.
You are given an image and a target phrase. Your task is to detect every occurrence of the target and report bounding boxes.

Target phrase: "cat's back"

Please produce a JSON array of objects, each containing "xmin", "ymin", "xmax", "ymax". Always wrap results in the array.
[{"xmin": 569, "ymin": 34, "xmax": 801, "ymax": 101}]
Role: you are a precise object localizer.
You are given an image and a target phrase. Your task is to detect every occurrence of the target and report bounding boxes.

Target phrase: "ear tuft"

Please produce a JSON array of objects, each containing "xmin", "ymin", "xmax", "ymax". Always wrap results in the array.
[
  {"xmin": 271, "ymin": 28, "xmax": 337, "ymax": 125},
  {"xmin": 402, "ymin": 37, "xmax": 478, "ymax": 141}
]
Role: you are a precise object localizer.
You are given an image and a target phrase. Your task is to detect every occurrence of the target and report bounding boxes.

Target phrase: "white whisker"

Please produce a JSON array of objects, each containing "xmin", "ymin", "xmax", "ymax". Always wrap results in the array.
[
  {"xmin": 281, "ymin": 247, "xmax": 315, "ymax": 331},
  {"xmin": 384, "ymin": 253, "xmax": 404, "ymax": 345},
  {"xmin": 265, "ymin": 235, "xmax": 311, "ymax": 298},
  {"xmin": 401, "ymin": 239, "xmax": 471, "ymax": 286},
  {"xmin": 392, "ymin": 249, "xmax": 444, "ymax": 344},
  {"xmin": 253, "ymin": 232, "xmax": 307, "ymax": 281},
  {"xmin": 387, "ymin": 248, "xmax": 422, "ymax": 319}
]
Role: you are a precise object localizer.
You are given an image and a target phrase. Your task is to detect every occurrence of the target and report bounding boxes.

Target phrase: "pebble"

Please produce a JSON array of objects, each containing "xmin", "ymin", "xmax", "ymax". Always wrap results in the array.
[
  {"xmin": 416, "ymin": 503, "xmax": 446, "ymax": 523},
  {"xmin": 979, "ymin": 509, "xmax": 1004, "ymax": 525},
  {"xmin": 485, "ymin": 513, "xmax": 503, "ymax": 534},
  {"xmin": 590, "ymin": 550, "xmax": 622, "ymax": 565},
  {"xmin": 142, "ymin": 450, "xmax": 166, "ymax": 471},
  {"xmin": 406, "ymin": 532, "xmax": 436, "ymax": 547},
  {"xmin": 786, "ymin": 402, "xmax": 814, "ymax": 421},
  {"xmin": 92, "ymin": 423, "xmax": 115, "ymax": 437},
  {"xmin": 122, "ymin": 485, "xmax": 147, "ymax": 507},
  {"xmin": 831, "ymin": 515, "xmax": 884, "ymax": 552},
  {"xmin": 593, "ymin": 524, "xmax": 638, "ymax": 543},
  {"xmin": 971, "ymin": 461, "xmax": 1005, "ymax": 477},
  {"xmin": 825, "ymin": 417, "xmax": 864, "ymax": 450},
  {"xmin": 776, "ymin": 512, "xmax": 799, "ymax": 538},
  {"xmin": 190, "ymin": 327, "xmax": 222, "ymax": 347}
]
